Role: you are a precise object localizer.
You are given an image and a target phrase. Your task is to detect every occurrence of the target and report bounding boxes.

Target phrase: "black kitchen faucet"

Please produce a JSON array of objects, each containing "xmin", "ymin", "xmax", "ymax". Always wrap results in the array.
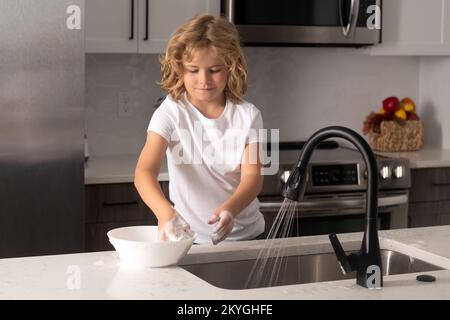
[{"xmin": 282, "ymin": 126, "xmax": 383, "ymax": 288}]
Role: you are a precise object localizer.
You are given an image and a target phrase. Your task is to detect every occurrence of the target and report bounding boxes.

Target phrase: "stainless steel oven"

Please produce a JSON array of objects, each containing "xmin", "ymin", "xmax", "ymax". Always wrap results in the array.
[
  {"xmin": 222, "ymin": 0, "xmax": 382, "ymax": 46},
  {"xmin": 258, "ymin": 142, "xmax": 410, "ymax": 237}
]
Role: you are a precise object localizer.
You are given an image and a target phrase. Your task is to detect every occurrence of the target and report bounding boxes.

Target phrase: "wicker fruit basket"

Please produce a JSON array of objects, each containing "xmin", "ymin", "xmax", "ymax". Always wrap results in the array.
[
  {"xmin": 363, "ymin": 96, "xmax": 424, "ymax": 152},
  {"xmin": 367, "ymin": 120, "xmax": 424, "ymax": 152}
]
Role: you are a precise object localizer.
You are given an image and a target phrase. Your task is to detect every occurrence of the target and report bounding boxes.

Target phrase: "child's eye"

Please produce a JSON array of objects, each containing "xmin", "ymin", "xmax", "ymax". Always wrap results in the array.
[
  {"xmin": 210, "ymin": 69, "xmax": 221, "ymax": 73},
  {"xmin": 188, "ymin": 69, "xmax": 198, "ymax": 73}
]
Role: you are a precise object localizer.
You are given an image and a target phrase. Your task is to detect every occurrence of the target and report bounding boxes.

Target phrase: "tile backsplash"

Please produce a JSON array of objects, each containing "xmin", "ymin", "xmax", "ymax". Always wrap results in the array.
[
  {"xmin": 86, "ymin": 48, "xmax": 420, "ymax": 157},
  {"xmin": 85, "ymin": 54, "xmax": 165, "ymax": 157}
]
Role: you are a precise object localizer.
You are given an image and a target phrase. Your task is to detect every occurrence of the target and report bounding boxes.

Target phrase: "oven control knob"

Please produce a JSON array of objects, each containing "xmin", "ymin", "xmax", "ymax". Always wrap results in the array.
[
  {"xmin": 280, "ymin": 170, "xmax": 291, "ymax": 183},
  {"xmin": 393, "ymin": 165, "xmax": 405, "ymax": 179},
  {"xmin": 379, "ymin": 166, "xmax": 392, "ymax": 180}
]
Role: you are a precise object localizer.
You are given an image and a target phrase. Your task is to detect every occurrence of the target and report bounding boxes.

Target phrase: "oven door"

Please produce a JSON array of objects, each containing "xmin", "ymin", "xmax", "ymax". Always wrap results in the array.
[
  {"xmin": 222, "ymin": 0, "xmax": 381, "ymax": 45},
  {"xmin": 259, "ymin": 191, "xmax": 408, "ymax": 238}
]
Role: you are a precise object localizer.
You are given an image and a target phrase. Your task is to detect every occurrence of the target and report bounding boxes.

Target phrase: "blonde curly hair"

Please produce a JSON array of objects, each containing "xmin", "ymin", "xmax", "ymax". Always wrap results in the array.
[{"xmin": 159, "ymin": 14, "xmax": 247, "ymax": 104}]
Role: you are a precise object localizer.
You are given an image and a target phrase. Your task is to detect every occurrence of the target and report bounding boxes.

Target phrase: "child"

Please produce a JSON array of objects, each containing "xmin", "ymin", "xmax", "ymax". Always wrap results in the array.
[{"xmin": 134, "ymin": 14, "xmax": 265, "ymax": 244}]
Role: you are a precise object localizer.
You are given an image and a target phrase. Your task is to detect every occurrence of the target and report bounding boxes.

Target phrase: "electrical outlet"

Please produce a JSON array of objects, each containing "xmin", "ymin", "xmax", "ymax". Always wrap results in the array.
[{"xmin": 118, "ymin": 91, "xmax": 133, "ymax": 117}]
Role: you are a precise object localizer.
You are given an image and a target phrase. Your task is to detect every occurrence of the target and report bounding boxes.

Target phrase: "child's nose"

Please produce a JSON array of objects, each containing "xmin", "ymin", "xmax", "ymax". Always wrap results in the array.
[{"xmin": 199, "ymin": 70, "xmax": 212, "ymax": 84}]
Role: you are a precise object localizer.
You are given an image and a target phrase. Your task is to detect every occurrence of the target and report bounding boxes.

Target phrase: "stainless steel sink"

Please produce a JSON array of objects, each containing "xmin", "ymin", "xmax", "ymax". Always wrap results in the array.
[{"xmin": 181, "ymin": 249, "xmax": 444, "ymax": 290}]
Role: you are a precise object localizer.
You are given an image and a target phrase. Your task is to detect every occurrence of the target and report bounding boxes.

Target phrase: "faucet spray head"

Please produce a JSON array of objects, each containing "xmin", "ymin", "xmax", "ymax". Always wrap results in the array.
[{"xmin": 282, "ymin": 161, "xmax": 308, "ymax": 202}]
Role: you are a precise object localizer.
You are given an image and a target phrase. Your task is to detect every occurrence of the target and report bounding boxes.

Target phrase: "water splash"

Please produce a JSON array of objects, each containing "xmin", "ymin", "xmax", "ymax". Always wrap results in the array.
[{"xmin": 245, "ymin": 198, "xmax": 299, "ymax": 289}]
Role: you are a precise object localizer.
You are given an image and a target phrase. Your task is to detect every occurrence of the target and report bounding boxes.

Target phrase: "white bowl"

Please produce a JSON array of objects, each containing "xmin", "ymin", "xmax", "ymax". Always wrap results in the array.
[{"xmin": 107, "ymin": 225, "xmax": 195, "ymax": 268}]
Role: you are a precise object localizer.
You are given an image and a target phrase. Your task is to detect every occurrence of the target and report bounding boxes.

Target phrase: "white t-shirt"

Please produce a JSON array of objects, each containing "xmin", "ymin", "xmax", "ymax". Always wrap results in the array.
[{"xmin": 147, "ymin": 92, "xmax": 265, "ymax": 244}]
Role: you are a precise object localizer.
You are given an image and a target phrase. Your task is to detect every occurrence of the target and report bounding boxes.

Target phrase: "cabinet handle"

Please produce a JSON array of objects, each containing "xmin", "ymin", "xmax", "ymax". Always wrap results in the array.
[
  {"xmin": 102, "ymin": 201, "xmax": 139, "ymax": 207},
  {"xmin": 432, "ymin": 182, "xmax": 450, "ymax": 186},
  {"xmin": 144, "ymin": 0, "xmax": 149, "ymax": 41},
  {"xmin": 129, "ymin": 0, "xmax": 135, "ymax": 40}
]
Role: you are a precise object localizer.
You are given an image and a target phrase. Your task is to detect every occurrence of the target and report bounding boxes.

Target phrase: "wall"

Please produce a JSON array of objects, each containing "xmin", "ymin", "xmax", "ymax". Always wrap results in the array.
[
  {"xmin": 419, "ymin": 57, "xmax": 450, "ymax": 148},
  {"xmin": 85, "ymin": 49, "xmax": 420, "ymax": 157},
  {"xmin": 244, "ymin": 47, "xmax": 419, "ymax": 141}
]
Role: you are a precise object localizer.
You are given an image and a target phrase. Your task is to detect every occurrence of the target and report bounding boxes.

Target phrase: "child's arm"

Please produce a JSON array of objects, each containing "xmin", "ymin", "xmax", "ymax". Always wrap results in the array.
[
  {"xmin": 134, "ymin": 131, "xmax": 175, "ymax": 227},
  {"xmin": 219, "ymin": 142, "xmax": 264, "ymax": 216}
]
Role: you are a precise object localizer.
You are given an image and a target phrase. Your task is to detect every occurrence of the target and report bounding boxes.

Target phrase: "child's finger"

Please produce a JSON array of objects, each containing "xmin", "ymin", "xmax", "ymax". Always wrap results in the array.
[
  {"xmin": 213, "ymin": 222, "xmax": 225, "ymax": 234},
  {"xmin": 207, "ymin": 214, "xmax": 220, "ymax": 224},
  {"xmin": 157, "ymin": 229, "xmax": 168, "ymax": 241},
  {"xmin": 212, "ymin": 231, "xmax": 226, "ymax": 245}
]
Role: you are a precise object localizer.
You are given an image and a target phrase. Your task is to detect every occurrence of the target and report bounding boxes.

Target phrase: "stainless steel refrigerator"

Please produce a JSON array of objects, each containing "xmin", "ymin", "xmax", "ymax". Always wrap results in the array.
[{"xmin": 0, "ymin": 0, "xmax": 85, "ymax": 258}]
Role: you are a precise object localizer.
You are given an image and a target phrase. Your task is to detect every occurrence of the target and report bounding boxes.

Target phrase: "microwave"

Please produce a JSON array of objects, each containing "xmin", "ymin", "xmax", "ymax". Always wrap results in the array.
[{"xmin": 221, "ymin": 0, "xmax": 382, "ymax": 46}]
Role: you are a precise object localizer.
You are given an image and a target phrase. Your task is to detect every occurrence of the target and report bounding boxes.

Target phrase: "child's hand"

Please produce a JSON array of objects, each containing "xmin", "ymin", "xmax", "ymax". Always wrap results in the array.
[
  {"xmin": 158, "ymin": 210, "xmax": 194, "ymax": 241},
  {"xmin": 208, "ymin": 209, "xmax": 235, "ymax": 245}
]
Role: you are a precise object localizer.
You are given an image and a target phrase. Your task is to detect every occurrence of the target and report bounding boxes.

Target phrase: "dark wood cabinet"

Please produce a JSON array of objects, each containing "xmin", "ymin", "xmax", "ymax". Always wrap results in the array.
[
  {"xmin": 408, "ymin": 167, "xmax": 450, "ymax": 228},
  {"xmin": 84, "ymin": 181, "xmax": 169, "ymax": 251}
]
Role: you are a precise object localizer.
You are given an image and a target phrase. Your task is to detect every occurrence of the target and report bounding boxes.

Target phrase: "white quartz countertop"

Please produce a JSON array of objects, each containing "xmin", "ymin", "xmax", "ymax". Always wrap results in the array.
[
  {"xmin": 375, "ymin": 147, "xmax": 450, "ymax": 169},
  {"xmin": 1, "ymin": 225, "xmax": 450, "ymax": 299},
  {"xmin": 84, "ymin": 154, "xmax": 169, "ymax": 184}
]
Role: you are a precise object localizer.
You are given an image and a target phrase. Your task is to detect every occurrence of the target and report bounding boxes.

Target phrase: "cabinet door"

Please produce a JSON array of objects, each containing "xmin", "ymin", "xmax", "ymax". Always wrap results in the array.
[
  {"xmin": 138, "ymin": 0, "xmax": 220, "ymax": 53},
  {"xmin": 84, "ymin": 182, "xmax": 169, "ymax": 252},
  {"xmin": 85, "ymin": 0, "xmax": 138, "ymax": 53},
  {"xmin": 409, "ymin": 201, "xmax": 450, "ymax": 228},
  {"xmin": 85, "ymin": 183, "xmax": 158, "ymax": 223},
  {"xmin": 410, "ymin": 168, "xmax": 450, "ymax": 202},
  {"xmin": 408, "ymin": 168, "xmax": 450, "ymax": 228},
  {"xmin": 369, "ymin": 0, "xmax": 450, "ymax": 55}
]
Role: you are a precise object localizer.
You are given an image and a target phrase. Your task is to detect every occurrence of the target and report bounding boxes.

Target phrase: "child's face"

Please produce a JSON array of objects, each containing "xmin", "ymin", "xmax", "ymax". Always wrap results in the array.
[{"xmin": 182, "ymin": 47, "xmax": 228, "ymax": 106}]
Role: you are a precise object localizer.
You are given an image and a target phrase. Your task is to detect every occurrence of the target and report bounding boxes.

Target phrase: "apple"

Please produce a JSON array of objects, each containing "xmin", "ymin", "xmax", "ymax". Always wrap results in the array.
[
  {"xmin": 400, "ymin": 98, "xmax": 416, "ymax": 112},
  {"xmin": 384, "ymin": 111, "xmax": 395, "ymax": 120},
  {"xmin": 400, "ymin": 97, "xmax": 416, "ymax": 113},
  {"xmin": 407, "ymin": 113, "xmax": 419, "ymax": 120},
  {"xmin": 383, "ymin": 96, "xmax": 400, "ymax": 112}
]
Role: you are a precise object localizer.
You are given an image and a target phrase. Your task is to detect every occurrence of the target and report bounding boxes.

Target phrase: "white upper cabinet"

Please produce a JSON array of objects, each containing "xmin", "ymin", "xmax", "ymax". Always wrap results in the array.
[
  {"xmin": 85, "ymin": 0, "xmax": 220, "ymax": 54},
  {"xmin": 138, "ymin": 0, "xmax": 220, "ymax": 53},
  {"xmin": 367, "ymin": 0, "xmax": 450, "ymax": 55},
  {"xmin": 85, "ymin": 0, "xmax": 139, "ymax": 53}
]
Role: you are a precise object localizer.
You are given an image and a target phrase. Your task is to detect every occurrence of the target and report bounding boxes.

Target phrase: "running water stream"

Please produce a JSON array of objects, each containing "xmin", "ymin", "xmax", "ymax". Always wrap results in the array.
[{"xmin": 245, "ymin": 198, "xmax": 299, "ymax": 289}]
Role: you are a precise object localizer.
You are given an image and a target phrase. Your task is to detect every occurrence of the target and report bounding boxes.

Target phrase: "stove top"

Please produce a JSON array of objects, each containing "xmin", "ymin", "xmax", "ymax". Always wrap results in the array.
[
  {"xmin": 261, "ymin": 141, "xmax": 411, "ymax": 196},
  {"xmin": 267, "ymin": 140, "xmax": 339, "ymax": 151}
]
